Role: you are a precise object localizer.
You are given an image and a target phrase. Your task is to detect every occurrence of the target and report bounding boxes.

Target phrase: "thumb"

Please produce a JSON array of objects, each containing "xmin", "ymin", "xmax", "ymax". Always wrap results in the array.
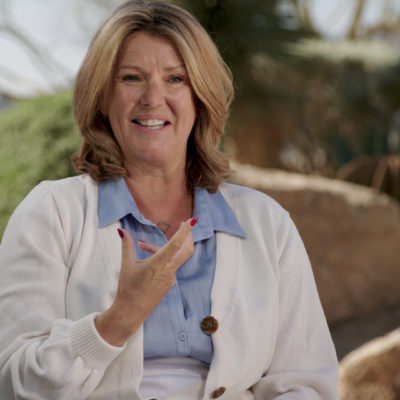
[{"xmin": 118, "ymin": 228, "xmax": 137, "ymax": 270}]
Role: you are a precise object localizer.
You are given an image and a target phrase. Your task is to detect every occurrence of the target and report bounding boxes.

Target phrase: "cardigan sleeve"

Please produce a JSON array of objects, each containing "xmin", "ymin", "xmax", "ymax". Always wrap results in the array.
[
  {"xmin": 0, "ymin": 184, "xmax": 124, "ymax": 399},
  {"xmin": 251, "ymin": 216, "xmax": 339, "ymax": 400}
]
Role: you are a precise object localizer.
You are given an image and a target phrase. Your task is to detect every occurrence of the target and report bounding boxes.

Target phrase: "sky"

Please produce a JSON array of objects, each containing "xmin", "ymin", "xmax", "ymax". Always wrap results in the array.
[
  {"xmin": 1, "ymin": 0, "xmax": 400, "ymax": 97},
  {"xmin": 310, "ymin": 0, "xmax": 400, "ymax": 37}
]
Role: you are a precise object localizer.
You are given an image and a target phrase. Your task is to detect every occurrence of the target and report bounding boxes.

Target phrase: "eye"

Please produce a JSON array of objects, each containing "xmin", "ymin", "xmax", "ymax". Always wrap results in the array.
[
  {"xmin": 122, "ymin": 74, "xmax": 140, "ymax": 82},
  {"xmin": 168, "ymin": 75, "xmax": 184, "ymax": 83}
]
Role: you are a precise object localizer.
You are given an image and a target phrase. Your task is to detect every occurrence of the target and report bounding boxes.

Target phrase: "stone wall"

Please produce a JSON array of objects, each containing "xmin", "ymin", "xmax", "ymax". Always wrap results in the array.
[{"xmin": 230, "ymin": 163, "xmax": 400, "ymax": 325}]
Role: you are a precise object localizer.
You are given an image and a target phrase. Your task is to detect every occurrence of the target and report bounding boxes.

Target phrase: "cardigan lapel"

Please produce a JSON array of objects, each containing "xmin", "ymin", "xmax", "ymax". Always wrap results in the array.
[
  {"xmin": 211, "ymin": 231, "xmax": 241, "ymax": 320},
  {"xmin": 97, "ymin": 220, "xmax": 123, "ymax": 296},
  {"xmin": 205, "ymin": 230, "xmax": 245, "ymax": 393}
]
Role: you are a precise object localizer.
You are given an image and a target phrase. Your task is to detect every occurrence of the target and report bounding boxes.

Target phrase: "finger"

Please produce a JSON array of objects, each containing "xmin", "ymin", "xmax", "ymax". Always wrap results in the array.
[
  {"xmin": 167, "ymin": 228, "xmax": 194, "ymax": 270},
  {"xmin": 137, "ymin": 240, "xmax": 162, "ymax": 254},
  {"xmin": 118, "ymin": 228, "xmax": 137, "ymax": 272},
  {"xmin": 150, "ymin": 219, "xmax": 193, "ymax": 265}
]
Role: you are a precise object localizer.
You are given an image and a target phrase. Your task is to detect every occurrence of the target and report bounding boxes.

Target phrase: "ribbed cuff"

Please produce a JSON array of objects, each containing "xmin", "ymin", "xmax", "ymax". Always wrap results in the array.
[{"xmin": 70, "ymin": 313, "xmax": 126, "ymax": 369}]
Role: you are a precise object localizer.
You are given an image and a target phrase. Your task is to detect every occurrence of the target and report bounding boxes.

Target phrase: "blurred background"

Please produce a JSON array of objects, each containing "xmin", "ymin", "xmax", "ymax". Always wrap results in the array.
[{"xmin": 1, "ymin": 0, "xmax": 399, "ymax": 397}]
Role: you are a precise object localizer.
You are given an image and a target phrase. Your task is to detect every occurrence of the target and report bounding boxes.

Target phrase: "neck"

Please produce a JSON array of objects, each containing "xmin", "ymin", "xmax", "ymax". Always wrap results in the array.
[
  {"xmin": 125, "ymin": 160, "xmax": 187, "ymax": 201},
  {"xmin": 124, "ymin": 161, "xmax": 193, "ymax": 239}
]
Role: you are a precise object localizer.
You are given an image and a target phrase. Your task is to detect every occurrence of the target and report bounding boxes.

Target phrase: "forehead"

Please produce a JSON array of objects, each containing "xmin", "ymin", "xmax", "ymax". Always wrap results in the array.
[{"xmin": 117, "ymin": 31, "xmax": 185, "ymax": 67}]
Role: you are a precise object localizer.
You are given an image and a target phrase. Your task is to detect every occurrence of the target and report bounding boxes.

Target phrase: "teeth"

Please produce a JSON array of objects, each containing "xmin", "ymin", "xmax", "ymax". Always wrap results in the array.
[{"xmin": 135, "ymin": 119, "xmax": 166, "ymax": 127}]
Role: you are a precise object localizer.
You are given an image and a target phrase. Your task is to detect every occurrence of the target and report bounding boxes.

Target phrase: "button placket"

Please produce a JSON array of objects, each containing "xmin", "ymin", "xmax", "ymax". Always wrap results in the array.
[
  {"xmin": 178, "ymin": 331, "xmax": 188, "ymax": 342},
  {"xmin": 167, "ymin": 280, "xmax": 191, "ymax": 355}
]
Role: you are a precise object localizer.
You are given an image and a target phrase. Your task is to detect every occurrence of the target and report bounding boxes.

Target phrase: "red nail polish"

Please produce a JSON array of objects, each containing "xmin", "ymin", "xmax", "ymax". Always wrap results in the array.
[
  {"xmin": 190, "ymin": 217, "xmax": 198, "ymax": 227},
  {"xmin": 117, "ymin": 228, "xmax": 124, "ymax": 239},
  {"xmin": 138, "ymin": 239, "xmax": 145, "ymax": 243}
]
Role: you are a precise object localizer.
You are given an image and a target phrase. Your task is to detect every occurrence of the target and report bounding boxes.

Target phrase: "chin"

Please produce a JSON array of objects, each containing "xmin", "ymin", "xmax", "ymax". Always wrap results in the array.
[{"xmin": 130, "ymin": 151, "xmax": 169, "ymax": 165}]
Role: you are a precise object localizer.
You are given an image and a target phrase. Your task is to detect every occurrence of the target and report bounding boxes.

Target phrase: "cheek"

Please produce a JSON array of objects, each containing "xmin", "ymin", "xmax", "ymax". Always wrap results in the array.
[
  {"xmin": 181, "ymin": 93, "xmax": 196, "ymax": 122},
  {"xmin": 109, "ymin": 86, "xmax": 139, "ymax": 112},
  {"xmin": 172, "ymin": 85, "xmax": 196, "ymax": 112},
  {"xmin": 187, "ymin": 102, "xmax": 197, "ymax": 129}
]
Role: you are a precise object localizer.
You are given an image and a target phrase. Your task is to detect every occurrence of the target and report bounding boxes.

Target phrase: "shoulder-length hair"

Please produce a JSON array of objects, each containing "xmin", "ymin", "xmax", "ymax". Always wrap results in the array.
[{"xmin": 72, "ymin": 0, "xmax": 234, "ymax": 192}]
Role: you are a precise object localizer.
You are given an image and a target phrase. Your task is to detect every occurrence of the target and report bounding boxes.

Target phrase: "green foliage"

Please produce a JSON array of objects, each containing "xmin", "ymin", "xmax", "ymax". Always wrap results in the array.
[{"xmin": 0, "ymin": 91, "xmax": 80, "ymax": 239}]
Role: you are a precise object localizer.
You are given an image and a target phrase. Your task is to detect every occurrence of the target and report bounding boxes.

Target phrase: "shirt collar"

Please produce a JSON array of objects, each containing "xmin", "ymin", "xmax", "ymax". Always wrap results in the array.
[
  {"xmin": 98, "ymin": 178, "xmax": 246, "ymax": 239},
  {"xmin": 98, "ymin": 178, "xmax": 140, "ymax": 227},
  {"xmin": 192, "ymin": 186, "xmax": 246, "ymax": 240}
]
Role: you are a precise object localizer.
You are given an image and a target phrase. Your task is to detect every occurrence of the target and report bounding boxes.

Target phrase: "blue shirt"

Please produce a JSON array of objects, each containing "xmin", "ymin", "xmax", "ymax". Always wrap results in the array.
[{"xmin": 98, "ymin": 178, "xmax": 245, "ymax": 365}]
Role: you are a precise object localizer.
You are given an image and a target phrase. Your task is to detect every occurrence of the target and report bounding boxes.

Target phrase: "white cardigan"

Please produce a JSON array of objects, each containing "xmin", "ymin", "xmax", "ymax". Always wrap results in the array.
[{"xmin": 0, "ymin": 175, "xmax": 338, "ymax": 399}]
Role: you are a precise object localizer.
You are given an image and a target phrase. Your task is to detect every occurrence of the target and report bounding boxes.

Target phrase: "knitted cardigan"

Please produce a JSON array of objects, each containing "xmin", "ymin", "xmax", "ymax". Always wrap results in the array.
[{"xmin": 0, "ymin": 175, "xmax": 338, "ymax": 399}]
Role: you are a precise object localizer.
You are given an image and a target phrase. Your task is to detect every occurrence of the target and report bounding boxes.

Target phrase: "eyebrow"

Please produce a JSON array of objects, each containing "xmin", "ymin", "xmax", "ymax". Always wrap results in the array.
[{"xmin": 117, "ymin": 65, "xmax": 186, "ymax": 73}]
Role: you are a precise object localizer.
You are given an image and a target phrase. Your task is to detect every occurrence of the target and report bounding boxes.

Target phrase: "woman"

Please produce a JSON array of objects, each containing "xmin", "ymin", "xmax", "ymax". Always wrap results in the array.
[{"xmin": 0, "ymin": 1, "xmax": 338, "ymax": 399}]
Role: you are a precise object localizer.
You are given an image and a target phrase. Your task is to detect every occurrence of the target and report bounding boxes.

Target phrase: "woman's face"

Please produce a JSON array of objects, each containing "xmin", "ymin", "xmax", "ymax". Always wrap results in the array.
[{"xmin": 105, "ymin": 31, "xmax": 196, "ymax": 171}]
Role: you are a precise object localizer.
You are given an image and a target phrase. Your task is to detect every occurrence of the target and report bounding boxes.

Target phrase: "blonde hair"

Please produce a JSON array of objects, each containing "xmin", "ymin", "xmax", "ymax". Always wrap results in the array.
[{"xmin": 72, "ymin": 0, "xmax": 234, "ymax": 192}]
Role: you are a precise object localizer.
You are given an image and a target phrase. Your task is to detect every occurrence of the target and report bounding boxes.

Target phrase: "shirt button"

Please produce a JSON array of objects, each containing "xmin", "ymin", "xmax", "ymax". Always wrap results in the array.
[
  {"xmin": 178, "ymin": 331, "xmax": 188, "ymax": 341},
  {"xmin": 211, "ymin": 386, "xmax": 226, "ymax": 398},
  {"xmin": 201, "ymin": 316, "xmax": 219, "ymax": 334}
]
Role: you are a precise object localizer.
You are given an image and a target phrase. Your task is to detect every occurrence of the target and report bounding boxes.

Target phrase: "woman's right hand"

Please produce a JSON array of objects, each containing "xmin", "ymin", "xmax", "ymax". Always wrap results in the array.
[{"xmin": 95, "ymin": 219, "xmax": 196, "ymax": 346}]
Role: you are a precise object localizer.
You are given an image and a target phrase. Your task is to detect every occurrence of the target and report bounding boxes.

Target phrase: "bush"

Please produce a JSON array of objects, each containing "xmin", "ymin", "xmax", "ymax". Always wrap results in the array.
[{"xmin": 0, "ymin": 91, "xmax": 80, "ymax": 239}]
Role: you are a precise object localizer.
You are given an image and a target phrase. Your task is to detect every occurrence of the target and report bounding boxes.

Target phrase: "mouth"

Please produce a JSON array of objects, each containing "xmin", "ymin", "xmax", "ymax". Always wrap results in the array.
[{"xmin": 132, "ymin": 119, "xmax": 170, "ymax": 130}]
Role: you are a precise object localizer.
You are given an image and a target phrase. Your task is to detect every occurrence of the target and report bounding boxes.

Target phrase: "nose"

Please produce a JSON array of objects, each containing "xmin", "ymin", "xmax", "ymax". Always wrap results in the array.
[{"xmin": 139, "ymin": 80, "xmax": 165, "ymax": 107}]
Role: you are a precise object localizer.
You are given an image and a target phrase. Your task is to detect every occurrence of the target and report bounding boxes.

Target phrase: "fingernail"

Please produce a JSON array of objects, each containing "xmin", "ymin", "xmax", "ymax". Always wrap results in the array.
[
  {"xmin": 190, "ymin": 217, "xmax": 198, "ymax": 227},
  {"xmin": 117, "ymin": 228, "xmax": 124, "ymax": 239},
  {"xmin": 138, "ymin": 239, "xmax": 145, "ymax": 243}
]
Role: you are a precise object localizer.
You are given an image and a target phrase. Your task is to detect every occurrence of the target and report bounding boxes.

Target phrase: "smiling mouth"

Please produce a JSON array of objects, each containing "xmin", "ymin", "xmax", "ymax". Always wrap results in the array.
[{"xmin": 132, "ymin": 119, "xmax": 170, "ymax": 130}]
